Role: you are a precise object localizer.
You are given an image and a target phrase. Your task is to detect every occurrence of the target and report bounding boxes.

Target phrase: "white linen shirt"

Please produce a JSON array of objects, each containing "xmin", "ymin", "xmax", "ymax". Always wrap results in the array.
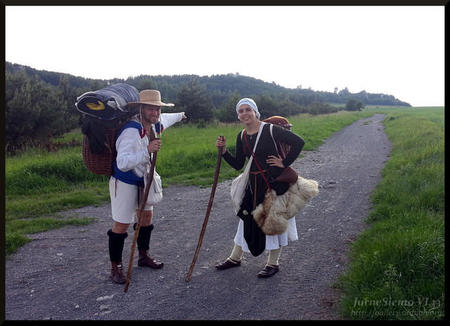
[{"xmin": 115, "ymin": 113, "xmax": 183, "ymax": 177}]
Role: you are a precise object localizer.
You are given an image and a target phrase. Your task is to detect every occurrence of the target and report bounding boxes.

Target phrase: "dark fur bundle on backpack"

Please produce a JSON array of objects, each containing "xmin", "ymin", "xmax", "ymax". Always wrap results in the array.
[{"xmin": 81, "ymin": 116, "xmax": 118, "ymax": 154}]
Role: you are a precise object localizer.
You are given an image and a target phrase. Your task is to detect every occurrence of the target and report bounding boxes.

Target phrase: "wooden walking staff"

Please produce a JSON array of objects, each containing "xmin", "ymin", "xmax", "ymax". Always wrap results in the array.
[
  {"xmin": 186, "ymin": 136, "xmax": 224, "ymax": 282},
  {"xmin": 124, "ymin": 131, "xmax": 159, "ymax": 293}
]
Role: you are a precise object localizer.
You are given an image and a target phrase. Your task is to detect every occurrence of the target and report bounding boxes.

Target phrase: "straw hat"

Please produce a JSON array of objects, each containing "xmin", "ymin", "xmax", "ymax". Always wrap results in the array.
[{"xmin": 127, "ymin": 89, "xmax": 174, "ymax": 107}]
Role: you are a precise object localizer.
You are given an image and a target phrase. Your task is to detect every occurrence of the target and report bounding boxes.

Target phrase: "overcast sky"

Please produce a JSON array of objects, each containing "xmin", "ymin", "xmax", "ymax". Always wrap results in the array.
[{"xmin": 5, "ymin": 6, "xmax": 444, "ymax": 107}]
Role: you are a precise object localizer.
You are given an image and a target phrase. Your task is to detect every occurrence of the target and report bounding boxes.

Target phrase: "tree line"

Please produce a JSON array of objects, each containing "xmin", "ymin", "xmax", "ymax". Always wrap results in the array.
[{"xmin": 5, "ymin": 62, "xmax": 410, "ymax": 154}]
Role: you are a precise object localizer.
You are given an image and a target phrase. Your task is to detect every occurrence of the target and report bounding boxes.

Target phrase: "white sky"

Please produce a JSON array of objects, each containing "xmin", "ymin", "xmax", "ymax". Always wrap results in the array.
[{"xmin": 5, "ymin": 6, "xmax": 444, "ymax": 107}]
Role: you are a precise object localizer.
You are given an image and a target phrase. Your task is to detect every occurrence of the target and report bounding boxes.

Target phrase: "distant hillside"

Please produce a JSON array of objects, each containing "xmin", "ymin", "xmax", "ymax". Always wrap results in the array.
[
  {"xmin": 6, "ymin": 61, "xmax": 411, "ymax": 108},
  {"xmin": 5, "ymin": 61, "xmax": 410, "ymax": 153}
]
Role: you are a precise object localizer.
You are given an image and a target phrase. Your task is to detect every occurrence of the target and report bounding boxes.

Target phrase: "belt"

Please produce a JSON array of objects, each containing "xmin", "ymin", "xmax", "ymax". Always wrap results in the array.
[{"xmin": 250, "ymin": 169, "xmax": 267, "ymax": 175}]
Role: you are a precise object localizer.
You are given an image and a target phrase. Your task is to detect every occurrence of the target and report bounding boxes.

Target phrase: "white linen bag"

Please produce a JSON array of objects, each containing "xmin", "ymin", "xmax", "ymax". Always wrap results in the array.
[
  {"xmin": 230, "ymin": 157, "xmax": 252, "ymax": 213},
  {"xmin": 143, "ymin": 163, "xmax": 163, "ymax": 206},
  {"xmin": 230, "ymin": 122, "xmax": 266, "ymax": 213}
]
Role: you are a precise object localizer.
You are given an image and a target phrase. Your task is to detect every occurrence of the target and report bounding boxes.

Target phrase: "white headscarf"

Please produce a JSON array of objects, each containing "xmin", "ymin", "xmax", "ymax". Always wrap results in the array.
[{"xmin": 236, "ymin": 98, "xmax": 260, "ymax": 119}]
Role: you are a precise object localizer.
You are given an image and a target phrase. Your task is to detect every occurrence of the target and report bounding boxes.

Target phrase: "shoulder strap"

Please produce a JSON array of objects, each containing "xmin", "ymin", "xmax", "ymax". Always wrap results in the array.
[
  {"xmin": 250, "ymin": 122, "xmax": 265, "ymax": 153},
  {"xmin": 241, "ymin": 122, "xmax": 265, "ymax": 161},
  {"xmin": 269, "ymin": 124, "xmax": 279, "ymax": 154},
  {"xmin": 116, "ymin": 120, "xmax": 143, "ymax": 140},
  {"xmin": 243, "ymin": 122, "xmax": 271, "ymax": 190},
  {"xmin": 239, "ymin": 122, "xmax": 264, "ymax": 178},
  {"xmin": 154, "ymin": 121, "xmax": 163, "ymax": 136},
  {"xmin": 242, "ymin": 122, "xmax": 265, "ymax": 158}
]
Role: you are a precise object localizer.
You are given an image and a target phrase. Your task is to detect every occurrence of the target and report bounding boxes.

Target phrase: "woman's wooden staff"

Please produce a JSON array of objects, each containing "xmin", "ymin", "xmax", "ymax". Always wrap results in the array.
[
  {"xmin": 185, "ymin": 136, "xmax": 224, "ymax": 282},
  {"xmin": 124, "ymin": 149, "xmax": 158, "ymax": 293}
]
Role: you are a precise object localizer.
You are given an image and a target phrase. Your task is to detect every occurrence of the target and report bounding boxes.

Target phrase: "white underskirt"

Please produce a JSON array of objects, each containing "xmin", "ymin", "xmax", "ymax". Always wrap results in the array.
[{"xmin": 233, "ymin": 216, "xmax": 298, "ymax": 253}]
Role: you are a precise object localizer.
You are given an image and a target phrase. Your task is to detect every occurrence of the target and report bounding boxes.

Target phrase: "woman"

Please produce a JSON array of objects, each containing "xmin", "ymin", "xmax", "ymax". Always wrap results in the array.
[{"xmin": 215, "ymin": 98, "xmax": 305, "ymax": 278}]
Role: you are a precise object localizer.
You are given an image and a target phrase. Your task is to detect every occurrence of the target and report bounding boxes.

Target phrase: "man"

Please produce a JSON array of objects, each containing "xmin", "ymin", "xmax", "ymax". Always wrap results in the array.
[{"xmin": 107, "ymin": 89, "xmax": 187, "ymax": 284}]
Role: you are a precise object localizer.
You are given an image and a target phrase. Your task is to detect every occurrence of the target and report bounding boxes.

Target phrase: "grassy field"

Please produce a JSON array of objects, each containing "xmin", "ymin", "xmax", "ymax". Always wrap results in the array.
[
  {"xmin": 5, "ymin": 110, "xmax": 373, "ymax": 256},
  {"xmin": 337, "ymin": 106, "xmax": 444, "ymax": 320}
]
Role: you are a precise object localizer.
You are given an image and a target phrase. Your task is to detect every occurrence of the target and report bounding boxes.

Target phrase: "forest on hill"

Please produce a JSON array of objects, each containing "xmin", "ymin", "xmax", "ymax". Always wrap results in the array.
[{"xmin": 5, "ymin": 61, "xmax": 410, "ymax": 153}]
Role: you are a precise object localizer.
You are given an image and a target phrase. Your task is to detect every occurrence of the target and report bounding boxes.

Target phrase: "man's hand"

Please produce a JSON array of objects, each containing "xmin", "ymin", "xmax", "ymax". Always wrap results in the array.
[
  {"xmin": 148, "ymin": 139, "xmax": 161, "ymax": 153},
  {"xmin": 181, "ymin": 112, "xmax": 187, "ymax": 120}
]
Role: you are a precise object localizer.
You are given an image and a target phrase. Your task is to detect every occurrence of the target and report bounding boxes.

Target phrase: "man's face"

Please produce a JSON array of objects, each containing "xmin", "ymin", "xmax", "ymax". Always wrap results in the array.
[{"xmin": 141, "ymin": 104, "xmax": 161, "ymax": 124}]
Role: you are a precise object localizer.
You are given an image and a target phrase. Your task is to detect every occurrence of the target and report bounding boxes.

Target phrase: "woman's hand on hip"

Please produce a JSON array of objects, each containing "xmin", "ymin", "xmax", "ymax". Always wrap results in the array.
[
  {"xmin": 266, "ymin": 155, "xmax": 285, "ymax": 168},
  {"xmin": 216, "ymin": 136, "xmax": 227, "ymax": 155}
]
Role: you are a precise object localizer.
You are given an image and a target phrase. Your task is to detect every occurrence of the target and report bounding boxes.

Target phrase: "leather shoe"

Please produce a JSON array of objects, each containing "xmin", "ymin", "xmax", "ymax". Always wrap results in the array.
[
  {"xmin": 215, "ymin": 258, "xmax": 241, "ymax": 270},
  {"xmin": 110, "ymin": 262, "xmax": 126, "ymax": 284},
  {"xmin": 257, "ymin": 264, "xmax": 279, "ymax": 278},
  {"xmin": 138, "ymin": 251, "xmax": 164, "ymax": 269}
]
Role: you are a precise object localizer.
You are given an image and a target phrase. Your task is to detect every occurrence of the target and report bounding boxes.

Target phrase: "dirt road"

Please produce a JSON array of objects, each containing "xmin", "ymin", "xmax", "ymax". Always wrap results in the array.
[{"xmin": 5, "ymin": 114, "xmax": 391, "ymax": 320}]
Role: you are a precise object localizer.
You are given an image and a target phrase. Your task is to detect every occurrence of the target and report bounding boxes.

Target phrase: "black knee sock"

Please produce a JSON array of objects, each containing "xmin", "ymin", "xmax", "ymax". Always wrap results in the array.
[
  {"xmin": 107, "ymin": 229, "xmax": 128, "ymax": 263},
  {"xmin": 137, "ymin": 224, "xmax": 154, "ymax": 252}
]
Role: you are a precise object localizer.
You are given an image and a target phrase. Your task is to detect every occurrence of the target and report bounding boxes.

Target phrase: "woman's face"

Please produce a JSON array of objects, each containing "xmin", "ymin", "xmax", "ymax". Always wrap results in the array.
[{"xmin": 237, "ymin": 104, "xmax": 257, "ymax": 124}]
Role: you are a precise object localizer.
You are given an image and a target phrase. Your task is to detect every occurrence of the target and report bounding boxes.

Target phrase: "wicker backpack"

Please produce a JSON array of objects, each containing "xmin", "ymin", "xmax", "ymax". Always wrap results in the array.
[
  {"xmin": 81, "ymin": 116, "xmax": 130, "ymax": 176},
  {"xmin": 76, "ymin": 83, "xmax": 140, "ymax": 176},
  {"xmin": 262, "ymin": 115, "xmax": 293, "ymax": 157}
]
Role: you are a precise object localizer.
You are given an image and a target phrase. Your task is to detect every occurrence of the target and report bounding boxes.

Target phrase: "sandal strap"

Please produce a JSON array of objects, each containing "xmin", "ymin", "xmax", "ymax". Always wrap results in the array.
[{"xmin": 227, "ymin": 258, "xmax": 240, "ymax": 264}]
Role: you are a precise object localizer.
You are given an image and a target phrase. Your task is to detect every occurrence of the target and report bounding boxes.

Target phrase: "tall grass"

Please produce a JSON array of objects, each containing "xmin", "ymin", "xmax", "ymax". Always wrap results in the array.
[
  {"xmin": 157, "ymin": 110, "xmax": 374, "ymax": 185},
  {"xmin": 6, "ymin": 148, "xmax": 109, "ymax": 220},
  {"xmin": 338, "ymin": 107, "xmax": 444, "ymax": 320},
  {"xmin": 5, "ymin": 110, "xmax": 372, "ymax": 255}
]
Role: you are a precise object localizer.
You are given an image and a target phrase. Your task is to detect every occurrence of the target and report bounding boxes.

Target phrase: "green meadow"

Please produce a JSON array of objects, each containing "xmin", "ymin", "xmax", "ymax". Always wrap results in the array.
[
  {"xmin": 4, "ymin": 107, "xmax": 444, "ymax": 320},
  {"xmin": 337, "ymin": 106, "xmax": 444, "ymax": 320}
]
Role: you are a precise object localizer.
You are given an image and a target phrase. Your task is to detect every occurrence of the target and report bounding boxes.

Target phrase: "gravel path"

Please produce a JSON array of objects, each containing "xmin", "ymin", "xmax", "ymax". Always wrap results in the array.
[{"xmin": 5, "ymin": 114, "xmax": 391, "ymax": 320}]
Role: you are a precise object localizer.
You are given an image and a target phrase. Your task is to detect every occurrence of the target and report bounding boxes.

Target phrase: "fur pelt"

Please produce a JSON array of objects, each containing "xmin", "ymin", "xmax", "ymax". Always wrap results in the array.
[{"xmin": 252, "ymin": 176, "xmax": 319, "ymax": 235}]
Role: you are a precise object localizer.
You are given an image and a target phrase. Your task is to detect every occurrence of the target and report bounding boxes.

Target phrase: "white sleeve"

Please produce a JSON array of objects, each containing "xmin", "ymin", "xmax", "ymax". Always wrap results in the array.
[
  {"xmin": 115, "ymin": 128, "xmax": 150, "ymax": 172},
  {"xmin": 160, "ymin": 113, "xmax": 183, "ymax": 130}
]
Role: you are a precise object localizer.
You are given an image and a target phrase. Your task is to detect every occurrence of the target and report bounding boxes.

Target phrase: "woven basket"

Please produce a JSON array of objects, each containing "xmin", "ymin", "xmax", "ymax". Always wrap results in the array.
[{"xmin": 82, "ymin": 127, "xmax": 118, "ymax": 176}]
